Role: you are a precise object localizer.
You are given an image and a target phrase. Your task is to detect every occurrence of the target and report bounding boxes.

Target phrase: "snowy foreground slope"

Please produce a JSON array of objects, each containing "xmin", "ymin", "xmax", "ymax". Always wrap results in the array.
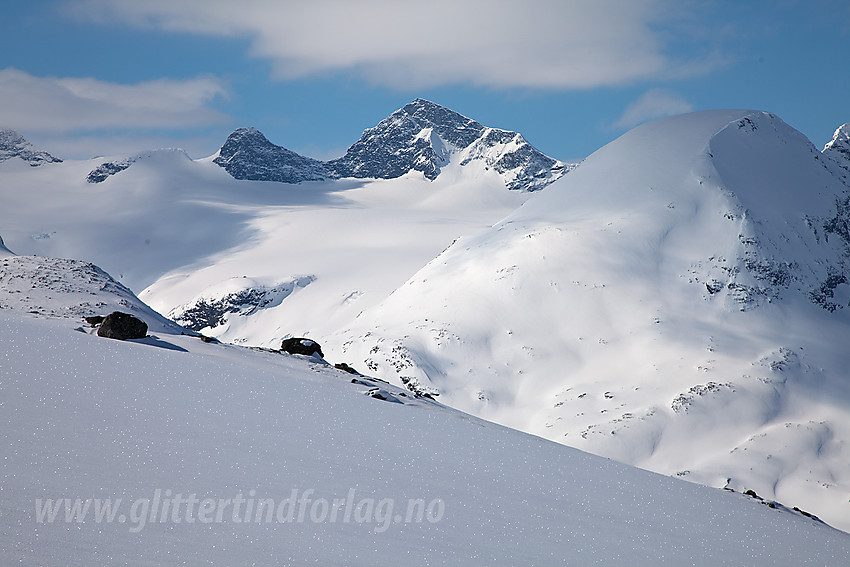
[
  {"xmin": 330, "ymin": 110, "xmax": 850, "ymax": 532},
  {"xmin": 2, "ymin": 276, "xmax": 850, "ymax": 565}
]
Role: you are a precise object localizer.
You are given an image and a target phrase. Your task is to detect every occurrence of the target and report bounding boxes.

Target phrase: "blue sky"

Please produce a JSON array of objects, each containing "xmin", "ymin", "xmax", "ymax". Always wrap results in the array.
[{"xmin": 1, "ymin": 0, "xmax": 848, "ymax": 162}]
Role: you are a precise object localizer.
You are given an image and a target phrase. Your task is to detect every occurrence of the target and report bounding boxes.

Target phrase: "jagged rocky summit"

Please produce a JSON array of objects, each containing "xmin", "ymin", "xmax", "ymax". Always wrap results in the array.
[
  {"xmin": 0, "ymin": 129, "xmax": 62, "ymax": 166},
  {"xmin": 214, "ymin": 99, "xmax": 570, "ymax": 191},
  {"xmin": 212, "ymin": 128, "xmax": 331, "ymax": 184}
]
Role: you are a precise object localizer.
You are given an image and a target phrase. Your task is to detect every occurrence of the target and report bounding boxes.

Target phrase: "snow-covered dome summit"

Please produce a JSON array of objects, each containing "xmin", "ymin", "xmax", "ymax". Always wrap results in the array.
[{"xmin": 329, "ymin": 109, "xmax": 850, "ymax": 531}]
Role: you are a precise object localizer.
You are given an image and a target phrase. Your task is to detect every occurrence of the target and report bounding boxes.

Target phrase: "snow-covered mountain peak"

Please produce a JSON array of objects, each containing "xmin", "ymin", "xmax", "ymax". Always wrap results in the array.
[
  {"xmin": 329, "ymin": 109, "xmax": 850, "ymax": 531},
  {"xmin": 399, "ymin": 98, "xmax": 488, "ymax": 149},
  {"xmin": 208, "ymin": 100, "xmax": 570, "ymax": 191},
  {"xmin": 0, "ymin": 129, "xmax": 62, "ymax": 167},
  {"xmin": 824, "ymin": 122, "xmax": 850, "ymax": 169},
  {"xmin": 328, "ymin": 98, "xmax": 570, "ymax": 190}
]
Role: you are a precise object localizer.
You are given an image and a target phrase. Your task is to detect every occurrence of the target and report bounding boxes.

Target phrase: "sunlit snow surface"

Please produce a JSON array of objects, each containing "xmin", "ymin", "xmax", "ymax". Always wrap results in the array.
[
  {"xmin": 1, "ymin": 308, "xmax": 849, "ymax": 565},
  {"xmin": 3, "ymin": 109, "xmax": 850, "ymax": 539},
  {"xmin": 331, "ymin": 111, "xmax": 850, "ymax": 532}
]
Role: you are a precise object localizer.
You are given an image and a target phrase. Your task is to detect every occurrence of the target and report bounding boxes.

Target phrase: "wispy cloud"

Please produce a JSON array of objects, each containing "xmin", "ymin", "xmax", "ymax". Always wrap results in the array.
[
  {"xmin": 65, "ymin": 0, "xmax": 714, "ymax": 90},
  {"xmin": 613, "ymin": 89, "xmax": 693, "ymax": 129},
  {"xmin": 0, "ymin": 68, "xmax": 228, "ymax": 133}
]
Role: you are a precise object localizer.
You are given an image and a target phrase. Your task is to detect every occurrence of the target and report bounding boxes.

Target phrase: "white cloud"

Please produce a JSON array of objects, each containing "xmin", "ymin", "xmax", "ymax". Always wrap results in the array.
[
  {"xmin": 0, "ymin": 68, "xmax": 228, "ymax": 133},
  {"xmin": 25, "ymin": 132, "xmax": 223, "ymax": 161},
  {"xmin": 65, "ymin": 0, "xmax": 708, "ymax": 90},
  {"xmin": 613, "ymin": 89, "xmax": 694, "ymax": 129}
]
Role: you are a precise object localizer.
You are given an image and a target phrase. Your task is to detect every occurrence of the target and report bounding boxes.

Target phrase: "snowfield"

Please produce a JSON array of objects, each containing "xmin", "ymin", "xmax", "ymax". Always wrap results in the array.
[
  {"xmin": 3, "ymin": 102, "xmax": 850, "ymax": 560},
  {"xmin": 330, "ymin": 110, "xmax": 850, "ymax": 532},
  {"xmin": 1, "ymin": 286, "xmax": 849, "ymax": 565}
]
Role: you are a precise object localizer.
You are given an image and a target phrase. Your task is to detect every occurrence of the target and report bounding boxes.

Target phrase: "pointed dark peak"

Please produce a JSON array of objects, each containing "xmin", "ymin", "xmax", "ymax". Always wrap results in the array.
[
  {"xmin": 214, "ymin": 127, "xmax": 331, "ymax": 183},
  {"xmin": 399, "ymin": 99, "xmax": 485, "ymax": 149},
  {"xmin": 326, "ymin": 102, "xmax": 455, "ymax": 181},
  {"xmin": 0, "ymin": 129, "xmax": 62, "ymax": 166}
]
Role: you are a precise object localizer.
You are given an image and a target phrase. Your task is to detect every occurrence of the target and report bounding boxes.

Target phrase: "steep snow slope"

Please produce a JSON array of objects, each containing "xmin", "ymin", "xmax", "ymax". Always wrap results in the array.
[
  {"xmin": 0, "ymin": 245, "xmax": 181, "ymax": 334},
  {"xmin": 824, "ymin": 123, "xmax": 850, "ymax": 172},
  {"xmin": 329, "ymin": 110, "xmax": 850, "ymax": 532},
  {"xmin": 2, "ymin": 288, "xmax": 850, "ymax": 564}
]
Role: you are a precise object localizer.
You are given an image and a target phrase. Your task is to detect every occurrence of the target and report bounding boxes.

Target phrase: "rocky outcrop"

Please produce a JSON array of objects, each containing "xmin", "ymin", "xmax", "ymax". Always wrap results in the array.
[
  {"xmin": 0, "ymin": 129, "xmax": 62, "ymax": 166},
  {"xmin": 281, "ymin": 337, "xmax": 323, "ymax": 358},
  {"xmin": 168, "ymin": 276, "xmax": 316, "ymax": 333},
  {"xmin": 87, "ymin": 160, "xmax": 132, "ymax": 183},
  {"xmin": 213, "ymin": 99, "xmax": 570, "ymax": 191},
  {"xmin": 213, "ymin": 128, "xmax": 331, "ymax": 183}
]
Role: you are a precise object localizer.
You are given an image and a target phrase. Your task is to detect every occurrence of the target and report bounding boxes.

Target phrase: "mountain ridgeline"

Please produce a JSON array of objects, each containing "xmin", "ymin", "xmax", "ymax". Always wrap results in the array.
[
  {"xmin": 0, "ymin": 129, "xmax": 62, "ymax": 166},
  {"xmin": 212, "ymin": 99, "xmax": 569, "ymax": 191}
]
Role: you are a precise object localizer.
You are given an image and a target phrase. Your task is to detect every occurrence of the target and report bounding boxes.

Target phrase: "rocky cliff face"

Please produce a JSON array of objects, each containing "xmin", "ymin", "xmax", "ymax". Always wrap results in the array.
[
  {"xmin": 214, "ymin": 99, "xmax": 570, "ymax": 191},
  {"xmin": 213, "ymin": 127, "xmax": 332, "ymax": 183},
  {"xmin": 0, "ymin": 129, "xmax": 62, "ymax": 166}
]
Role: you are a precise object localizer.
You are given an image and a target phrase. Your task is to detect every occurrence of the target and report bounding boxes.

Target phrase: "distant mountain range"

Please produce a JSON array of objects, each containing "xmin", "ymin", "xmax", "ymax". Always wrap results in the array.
[{"xmin": 212, "ymin": 99, "xmax": 570, "ymax": 191}]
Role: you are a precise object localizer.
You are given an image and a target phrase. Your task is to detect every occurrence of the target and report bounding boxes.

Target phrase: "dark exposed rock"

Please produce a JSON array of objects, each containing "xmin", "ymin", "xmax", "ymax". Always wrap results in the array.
[
  {"xmin": 169, "ymin": 277, "xmax": 315, "ymax": 332},
  {"xmin": 0, "ymin": 129, "xmax": 62, "ymax": 166},
  {"xmin": 213, "ymin": 128, "xmax": 331, "ymax": 183},
  {"xmin": 327, "ymin": 100, "xmax": 462, "ymax": 181},
  {"xmin": 281, "ymin": 337, "xmax": 323, "ymax": 358},
  {"xmin": 85, "ymin": 315, "xmax": 105, "ymax": 327},
  {"xmin": 212, "ymin": 100, "xmax": 570, "ymax": 192},
  {"xmin": 97, "ymin": 311, "xmax": 148, "ymax": 340},
  {"xmin": 87, "ymin": 161, "xmax": 131, "ymax": 183},
  {"xmin": 366, "ymin": 389, "xmax": 403, "ymax": 403},
  {"xmin": 326, "ymin": 99, "xmax": 567, "ymax": 190},
  {"xmin": 334, "ymin": 362, "xmax": 359, "ymax": 374}
]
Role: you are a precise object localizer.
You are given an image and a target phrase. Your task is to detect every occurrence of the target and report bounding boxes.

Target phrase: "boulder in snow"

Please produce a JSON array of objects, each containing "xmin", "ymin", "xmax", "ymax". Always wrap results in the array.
[
  {"xmin": 97, "ymin": 311, "xmax": 148, "ymax": 340},
  {"xmin": 280, "ymin": 337, "xmax": 324, "ymax": 358}
]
